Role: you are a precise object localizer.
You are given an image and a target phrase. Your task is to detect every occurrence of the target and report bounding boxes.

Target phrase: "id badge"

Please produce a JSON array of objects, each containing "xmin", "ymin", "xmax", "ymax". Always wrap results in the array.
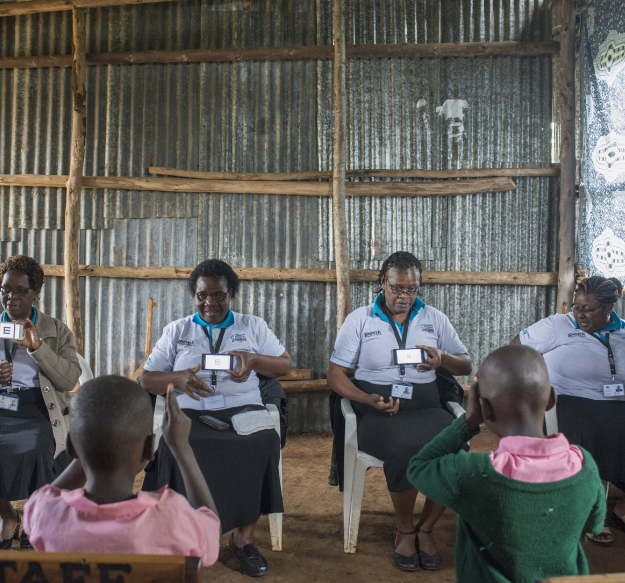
[
  {"xmin": 391, "ymin": 382, "xmax": 413, "ymax": 400},
  {"xmin": 603, "ymin": 383, "xmax": 625, "ymax": 397},
  {"xmin": 0, "ymin": 393, "xmax": 19, "ymax": 412},
  {"xmin": 203, "ymin": 392, "xmax": 226, "ymax": 410}
]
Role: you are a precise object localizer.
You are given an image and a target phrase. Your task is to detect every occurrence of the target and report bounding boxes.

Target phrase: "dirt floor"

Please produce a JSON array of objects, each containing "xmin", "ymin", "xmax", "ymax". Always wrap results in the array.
[
  {"xmin": 13, "ymin": 429, "xmax": 625, "ymax": 582},
  {"xmin": 199, "ymin": 429, "xmax": 625, "ymax": 582}
]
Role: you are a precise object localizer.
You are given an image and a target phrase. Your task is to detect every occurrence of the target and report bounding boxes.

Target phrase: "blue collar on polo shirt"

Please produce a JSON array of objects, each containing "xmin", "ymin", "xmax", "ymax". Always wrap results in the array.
[
  {"xmin": 2, "ymin": 306, "xmax": 37, "ymax": 324},
  {"xmin": 574, "ymin": 310, "xmax": 625, "ymax": 340},
  {"xmin": 373, "ymin": 294, "xmax": 425, "ymax": 334},
  {"xmin": 193, "ymin": 309, "xmax": 234, "ymax": 343}
]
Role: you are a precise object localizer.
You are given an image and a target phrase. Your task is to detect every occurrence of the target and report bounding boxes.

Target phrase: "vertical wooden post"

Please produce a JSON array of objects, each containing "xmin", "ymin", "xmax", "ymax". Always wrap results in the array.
[
  {"xmin": 144, "ymin": 298, "xmax": 158, "ymax": 361},
  {"xmin": 333, "ymin": 0, "xmax": 351, "ymax": 328},
  {"xmin": 65, "ymin": 9, "xmax": 87, "ymax": 353},
  {"xmin": 557, "ymin": 0, "xmax": 576, "ymax": 313}
]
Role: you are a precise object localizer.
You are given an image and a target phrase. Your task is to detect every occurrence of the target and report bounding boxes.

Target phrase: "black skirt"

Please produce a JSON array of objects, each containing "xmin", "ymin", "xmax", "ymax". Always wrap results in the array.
[
  {"xmin": 351, "ymin": 380, "xmax": 455, "ymax": 492},
  {"xmin": 0, "ymin": 388, "xmax": 62, "ymax": 501},
  {"xmin": 556, "ymin": 395, "xmax": 625, "ymax": 484},
  {"xmin": 142, "ymin": 404, "xmax": 283, "ymax": 534}
]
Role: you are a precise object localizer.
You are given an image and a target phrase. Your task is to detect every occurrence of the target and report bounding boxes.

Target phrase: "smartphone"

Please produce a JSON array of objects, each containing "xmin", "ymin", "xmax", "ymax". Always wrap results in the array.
[
  {"xmin": 201, "ymin": 354, "xmax": 243, "ymax": 372},
  {"xmin": 393, "ymin": 348, "xmax": 427, "ymax": 365},
  {"xmin": 198, "ymin": 414, "xmax": 230, "ymax": 431}
]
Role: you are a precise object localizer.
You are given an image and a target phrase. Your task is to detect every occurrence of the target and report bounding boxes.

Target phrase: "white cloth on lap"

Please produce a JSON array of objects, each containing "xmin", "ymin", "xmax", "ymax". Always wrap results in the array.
[{"xmin": 231, "ymin": 409, "xmax": 275, "ymax": 435}]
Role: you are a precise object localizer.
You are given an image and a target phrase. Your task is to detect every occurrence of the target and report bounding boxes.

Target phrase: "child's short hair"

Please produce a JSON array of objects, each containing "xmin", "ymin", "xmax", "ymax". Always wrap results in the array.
[{"xmin": 70, "ymin": 375, "xmax": 153, "ymax": 471}]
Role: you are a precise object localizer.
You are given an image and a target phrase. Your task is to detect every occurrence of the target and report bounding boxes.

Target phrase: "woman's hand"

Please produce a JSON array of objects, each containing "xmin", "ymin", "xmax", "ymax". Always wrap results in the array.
[
  {"xmin": 162, "ymin": 384, "xmax": 192, "ymax": 452},
  {"xmin": 465, "ymin": 376, "xmax": 484, "ymax": 430},
  {"xmin": 0, "ymin": 360, "xmax": 12, "ymax": 383},
  {"xmin": 227, "ymin": 351, "xmax": 256, "ymax": 383},
  {"xmin": 369, "ymin": 394, "xmax": 400, "ymax": 415},
  {"xmin": 415, "ymin": 345, "xmax": 442, "ymax": 371},
  {"xmin": 174, "ymin": 364, "xmax": 214, "ymax": 400},
  {"xmin": 11, "ymin": 318, "xmax": 41, "ymax": 351}
]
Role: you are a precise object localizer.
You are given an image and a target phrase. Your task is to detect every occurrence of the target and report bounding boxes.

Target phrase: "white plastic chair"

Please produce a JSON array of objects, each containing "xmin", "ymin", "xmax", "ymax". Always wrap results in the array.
[
  {"xmin": 341, "ymin": 398, "xmax": 466, "ymax": 554},
  {"xmin": 152, "ymin": 399, "xmax": 283, "ymax": 551},
  {"xmin": 76, "ymin": 353, "xmax": 94, "ymax": 385}
]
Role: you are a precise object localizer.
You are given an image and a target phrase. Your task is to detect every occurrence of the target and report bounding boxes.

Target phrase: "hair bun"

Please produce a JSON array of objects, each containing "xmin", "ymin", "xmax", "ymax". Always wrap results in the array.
[{"xmin": 609, "ymin": 277, "xmax": 624, "ymax": 297}]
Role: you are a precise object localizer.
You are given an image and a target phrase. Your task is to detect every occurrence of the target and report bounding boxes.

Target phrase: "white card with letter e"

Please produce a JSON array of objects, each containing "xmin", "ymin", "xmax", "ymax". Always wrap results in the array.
[{"xmin": 0, "ymin": 322, "xmax": 23, "ymax": 340}]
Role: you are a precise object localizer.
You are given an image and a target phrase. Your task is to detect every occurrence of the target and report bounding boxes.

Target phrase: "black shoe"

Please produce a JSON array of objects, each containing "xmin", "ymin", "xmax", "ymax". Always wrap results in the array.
[
  {"xmin": 20, "ymin": 532, "xmax": 33, "ymax": 551},
  {"xmin": 0, "ymin": 513, "xmax": 20, "ymax": 550},
  {"xmin": 229, "ymin": 533, "xmax": 268, "ymax": 577},
  {"xmin": 416, "ymin": 528, "xmax": 442, "ymax": 571},
  {"xmin": 394, "ymin": 529, "xmax": 419, "ymax": 571}
]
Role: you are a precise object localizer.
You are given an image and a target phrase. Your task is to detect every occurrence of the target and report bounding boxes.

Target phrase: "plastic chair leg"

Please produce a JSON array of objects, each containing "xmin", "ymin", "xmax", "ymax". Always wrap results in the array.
[
  {"xmin": 345, "ymin": 457, "xmax": 368, "ymax": 554},
  {"xmin": 267, "ymin": 404, "xmax": 283, "ymax": 551}
]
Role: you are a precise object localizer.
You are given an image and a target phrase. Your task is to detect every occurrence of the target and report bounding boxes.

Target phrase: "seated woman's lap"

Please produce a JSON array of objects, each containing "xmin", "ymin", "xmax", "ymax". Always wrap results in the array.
[
  {"xmin": 356, "ymin": 407, "xmax": 455, "ymax": 492},
  {"xmin": 556, "ymin": 395, "xmax": 625, "ymax": 484},
  {"xmin": 144, "ymin": 405, "xmax": 283, "ymax": 533}
]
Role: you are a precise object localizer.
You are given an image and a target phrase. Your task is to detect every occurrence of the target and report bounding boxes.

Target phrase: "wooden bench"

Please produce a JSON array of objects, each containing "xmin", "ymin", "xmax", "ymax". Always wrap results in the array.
[
  {"xmin": 0, "ymin": 551, "xmax": 201, "ymax": 583},
  {"xmin": 279, "ymin": 369, "xmax": 328, "ymax": 393}
]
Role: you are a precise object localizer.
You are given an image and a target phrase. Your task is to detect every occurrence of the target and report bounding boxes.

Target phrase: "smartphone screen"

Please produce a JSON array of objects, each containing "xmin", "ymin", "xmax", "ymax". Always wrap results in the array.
[
  {"xmin": 394, "ymin": 348, "xmax": 426, "ymax": 365},
  {"xmin": 202, "ymin": 354, "xmax": 233, "ymax": 370}
]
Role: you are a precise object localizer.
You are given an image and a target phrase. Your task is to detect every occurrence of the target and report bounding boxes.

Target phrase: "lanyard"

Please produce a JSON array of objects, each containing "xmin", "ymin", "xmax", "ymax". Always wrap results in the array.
[
  {"xmin": 383, "ymin": 305, "xmax": 411, "ymax": 380},
  {"xmin": 201, "ymin": 326, "xmax": 226, "ymax": 388},
  {"xmin": 588, "ymin": 331, "xmax": 617, "ymax": 380},
  {"xmin": 3, "ymin": 339, "xmax": 17, "ymax": 364}
]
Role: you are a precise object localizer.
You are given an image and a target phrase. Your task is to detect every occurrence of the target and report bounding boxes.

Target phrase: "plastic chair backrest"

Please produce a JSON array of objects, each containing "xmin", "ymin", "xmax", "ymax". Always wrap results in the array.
[{"xmin": 77, "ymin": 353, "xmax": 94, "ymax": 385}]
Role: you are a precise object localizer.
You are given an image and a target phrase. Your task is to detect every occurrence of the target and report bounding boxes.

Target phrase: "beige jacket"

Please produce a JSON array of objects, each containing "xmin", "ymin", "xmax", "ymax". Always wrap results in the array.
[{"xmin": 23, "ymin": 310, "xmax": 81, "ymax": 458}]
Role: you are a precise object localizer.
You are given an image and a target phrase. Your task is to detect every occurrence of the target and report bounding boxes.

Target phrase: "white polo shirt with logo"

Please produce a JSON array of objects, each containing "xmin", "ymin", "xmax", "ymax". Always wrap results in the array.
[
  {"xmin": 145, "ymin": 311, "xmax": 285, "ymax": 409},
  {"xmin": 330, "ymin": 295, "xmax": 468, "ymax": 385},
  {"xmin": 519, "ymin": 311, "xmax": 625, "ymax": 401}
]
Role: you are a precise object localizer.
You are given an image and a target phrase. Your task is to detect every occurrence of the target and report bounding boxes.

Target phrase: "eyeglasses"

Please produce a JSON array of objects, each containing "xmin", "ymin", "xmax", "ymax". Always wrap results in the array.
[
  {"xmin": 195, "ymin": 291, "xmax": 229, "ymax": 303},
  {"xmin": 0, "ymin": 286, "xmax": 32, "ymax": 297},
  {"xmin": 571, "ymin": 305, "xmax": 603, "ymax": 315},
  {"xmin": 385, "ymin": 283, "xmax": 419, "ymax": 297}
]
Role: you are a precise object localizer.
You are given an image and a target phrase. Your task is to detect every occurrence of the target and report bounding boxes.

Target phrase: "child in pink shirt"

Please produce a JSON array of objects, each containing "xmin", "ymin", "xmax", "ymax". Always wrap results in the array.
[{"xmin": 24, "ymin": 376, "xmax": 220, "ymax": 566}]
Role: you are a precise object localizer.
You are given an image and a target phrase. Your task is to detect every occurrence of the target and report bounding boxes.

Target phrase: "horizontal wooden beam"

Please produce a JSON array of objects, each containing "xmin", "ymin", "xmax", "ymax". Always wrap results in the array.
[
  {"xmin": 150, "ymin": 166, "xmax": 560, "ymax": 181},
  {"xmin": 0, "ymin": 41, "xmax": 559, "ymax": 69},
  {"xmin": 278, "ymin": 369, "xmax": 312, "ymax": 381},
  {"xmin": 282, "ymin": 379, "xmax": 329, "ymax": 393},
  {"xmin": 0, "ymin": 0, "xmax": 175, "ymax": 17},
  {"xmin": 0, "ymin": 173, "xmax": 517, "ymax": 197},
  {"xmin": 40, "ymin": 265, "xmax": 558, "ymax": 286}
]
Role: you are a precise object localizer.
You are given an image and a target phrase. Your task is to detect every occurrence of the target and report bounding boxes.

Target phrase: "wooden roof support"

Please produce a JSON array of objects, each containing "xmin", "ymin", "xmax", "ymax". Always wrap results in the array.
[
  {"xmin": 0, "ymin": 0, "xmax": 175, "ymax": 17},
  {"xmin": 149, "ymin": 166, "xmax": 560, "ymax": 181},
  {"xmin": 39, "ymin": 265, "xmax": 559, "ymax": 286},
  {"xmin": 0, "ymin": 173, "xmax": 517, "ymax": 197},
  {"xmin": 333, "ymin": 0, "xmax": 351, "ymax": 329},
  {"xmin": 556, "ymin": 0, "xmax": 576, "ymax": 313},
  {"xmin": 0, "ymin": 41, "xmax": 559, "ymax": 69},
  {"xmin": 64, "ymin": 8, "xmax": 86, "ymax": 355}
]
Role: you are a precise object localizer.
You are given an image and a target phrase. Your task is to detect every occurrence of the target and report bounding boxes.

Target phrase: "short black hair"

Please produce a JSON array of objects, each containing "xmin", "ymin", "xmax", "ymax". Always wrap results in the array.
[
  {"xmin": 576, "ymin": 276, "xmax": 623, "ymax": 305},
  {"xmin": 188, "ymin": 259, "xmax": 240, "ymax": 298},
  {"xmin": 70, "ymin": 376, "xmax": 153, "ymax": 472},
  {"xmin": 0, "ymin": 255, "xmax": 45, "ymax": 293},
  {"xmin": 377, "ymin": 251, "xmax": 423, "ymax": 289}
]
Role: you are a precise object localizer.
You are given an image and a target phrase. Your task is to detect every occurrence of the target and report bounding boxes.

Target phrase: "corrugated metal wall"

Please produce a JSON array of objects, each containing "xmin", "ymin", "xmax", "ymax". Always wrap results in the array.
[{"xmin": 0, "ymin": 0, "xmax": 557, "ymax": 432}]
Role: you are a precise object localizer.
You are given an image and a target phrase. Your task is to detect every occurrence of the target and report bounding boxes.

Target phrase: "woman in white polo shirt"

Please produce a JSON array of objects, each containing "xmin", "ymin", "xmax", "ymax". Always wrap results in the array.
[
  {"xmin": 140, "ymin": 259, "xmax": 291, "ymax": 578},
  {"xmin": 328, "ymin": 251, "xmax": 472, "ymax": 572},
  {"xmin": 512, "ymin": 276, "xmax": 625, "ymax": 544}
]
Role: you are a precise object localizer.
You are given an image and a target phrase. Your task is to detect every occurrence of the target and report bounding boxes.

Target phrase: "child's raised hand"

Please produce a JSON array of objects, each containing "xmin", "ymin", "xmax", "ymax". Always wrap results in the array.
[
  {"xmin": 162, "ymin": 384, "xmax": 192, "ymax": 452},
  {"xmin": 465, "ymin": 376, "xmax": 484, "ymax": 430}
]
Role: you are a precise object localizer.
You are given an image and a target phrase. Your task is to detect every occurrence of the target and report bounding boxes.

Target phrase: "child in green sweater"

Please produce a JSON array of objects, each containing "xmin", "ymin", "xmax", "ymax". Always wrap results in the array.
[{"xmin": 407, "ymin": 345, "xmax": 606, "ymax": 583}]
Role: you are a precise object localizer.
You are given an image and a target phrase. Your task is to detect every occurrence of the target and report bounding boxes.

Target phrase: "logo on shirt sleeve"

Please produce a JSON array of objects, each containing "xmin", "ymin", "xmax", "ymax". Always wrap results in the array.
[
  {"xmin": 363, "ymin": 330, "xmax": 382, "ymax": 338},
  {"xmin": 420, "ymin": 324, "xmax": 434, "ymax": 333},
  {"xmin": 568, "ymin": 332, "xmax": 586, "ymax": 338},
  {"xmin": 177, "ymin": 339, "xmax": 195, "ymax": 347},
  {"xmin": 230, "ymin": 334, "xmax": 247, "ymax": 342}
]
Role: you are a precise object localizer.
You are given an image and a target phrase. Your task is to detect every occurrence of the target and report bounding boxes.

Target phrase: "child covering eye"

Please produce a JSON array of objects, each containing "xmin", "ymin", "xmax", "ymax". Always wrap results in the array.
[
  {"xmin": 407, "ymin": 345, "xmax": 606, "ymax": 583},
  {"xmin": 23, "ymin": 377, "xmax": 220, "ymax": 566}
]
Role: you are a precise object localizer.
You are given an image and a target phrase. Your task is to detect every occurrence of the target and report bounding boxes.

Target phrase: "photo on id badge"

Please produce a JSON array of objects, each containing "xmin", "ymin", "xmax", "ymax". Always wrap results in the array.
[{"xmin": 391, "ymin": 382, "xmax": 413, "ymax": 400}]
